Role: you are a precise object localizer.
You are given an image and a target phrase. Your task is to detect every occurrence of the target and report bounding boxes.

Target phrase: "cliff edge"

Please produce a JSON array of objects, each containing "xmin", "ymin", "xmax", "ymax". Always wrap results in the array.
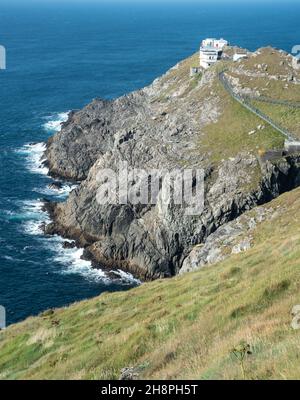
[{"xmin": 44, "ymin": 47, "xmax": 300, "ymax": 280}]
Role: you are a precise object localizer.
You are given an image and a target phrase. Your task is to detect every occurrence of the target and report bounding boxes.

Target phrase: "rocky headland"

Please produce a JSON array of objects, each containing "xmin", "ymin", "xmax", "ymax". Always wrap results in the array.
[{"xmin": 43, "ymin": 46, "xmax": 300, "ymax": 280}]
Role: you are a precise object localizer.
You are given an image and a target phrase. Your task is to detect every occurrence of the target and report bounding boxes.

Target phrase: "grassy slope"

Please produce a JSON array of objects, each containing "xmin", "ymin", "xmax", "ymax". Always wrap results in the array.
[
  {"xmin": 0, "ymin": 49, "xmax": 298, "ymax": 381},
  {"xmin": 251, "ymin": 101, "xmax": 300, "ymax": 139},
  {"xmin": 157, "ymin": 53, "xmax": 285, "ymax": 167},
  {"xmin": 227, "ymin": 48, "xmax": 300, "ymax": 103},
  {"xmin": 1, "ymin": 187, "xmax": 300, "ymax": 380},
  {"xmin": 224, "ymin": 47, "xmax": 300, "ymax": 141},
  {"xmin": 200, "ymin": 79, "xmax": 284, "ymax": 164},
  {"xmin": 229, "ymin": 48, "xmax": 300, "ymax": 102}
]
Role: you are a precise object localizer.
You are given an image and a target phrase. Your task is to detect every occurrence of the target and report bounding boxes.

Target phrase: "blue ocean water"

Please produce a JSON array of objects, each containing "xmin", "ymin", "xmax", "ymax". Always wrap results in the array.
[{"xmin": 0, "ymin": 1, "xmax": 299, "ymax": 325}]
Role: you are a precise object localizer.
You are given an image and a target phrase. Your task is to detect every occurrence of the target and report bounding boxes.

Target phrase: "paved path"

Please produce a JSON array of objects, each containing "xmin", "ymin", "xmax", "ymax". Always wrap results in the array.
[{"xmin": 218, "ymin": 71, "xmax": 296, "ymax": 141}]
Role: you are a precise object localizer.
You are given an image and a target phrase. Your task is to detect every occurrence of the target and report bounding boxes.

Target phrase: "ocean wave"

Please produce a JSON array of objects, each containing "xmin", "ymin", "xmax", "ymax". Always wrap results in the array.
[
  {"xmin": 21, "ymin": 199, "xmax": 47, "ymax": 219},
  {"xmin": 4, "ymin": 200, "xmax": 46, "ymax": 224},
  {"xmin": 112, "ymin": 269, "xmax": 141, "ymax": 285},
  {"xmin": 50, "ymin": 238, "xmax": 110, "ymax": 283},
  {"xmin": 33, "ymin": 182, "xmax": 78, "ymax": 199},
  {"xmin": 15, "ymin": 111, "xmax": 138, "ymax": 285},
  {"xmin": 19, "ymin": 200, "xmax": 136, "ymax": 285},
  {"xmin": 17, "ymin": 202, "xmax": 139, "ymax": 285},
  {"xmin": 43, "ymin": 236, "xmax": 139, "ymax": 285},
  {"xmin": 21, "ymin": 199, "xmax": 50, "ymax": 235},
  {"xmin": 18, "ymin": 202, "xmax": 108, "ymax": 282},
  {"xmin": 43, "ymin": 112, "xmax": 69, "ymax": 132},
  {"xmin": 16, "ymin": 111, "xmax": 69, "ymax": 175},
  {"xmin": 22, "ymin": 199, "xmax": 45, "ymax": 214},
  {"xmin": 16, "ymin": 142, "xmax": 49, "ymax": 176},
  {"xmin": 23, "ymin": 220, "xmax": 45, "ymax": 236},
  {"xmin": 2, "ymin": 255, "xmax": 25, "ymax": 262}
]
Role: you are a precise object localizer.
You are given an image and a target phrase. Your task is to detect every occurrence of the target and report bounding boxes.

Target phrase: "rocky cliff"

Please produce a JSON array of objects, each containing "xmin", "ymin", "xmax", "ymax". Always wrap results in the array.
[{"xmin": 44, "ymin": 47, "xmax": 300, "ymax": 280}]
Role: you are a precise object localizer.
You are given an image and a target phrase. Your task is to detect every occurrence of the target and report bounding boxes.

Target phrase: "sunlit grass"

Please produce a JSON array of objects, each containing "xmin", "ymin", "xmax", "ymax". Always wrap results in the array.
[{"xmin": 1, "ymin": 188, "xmax": 300, "ymax": 380}]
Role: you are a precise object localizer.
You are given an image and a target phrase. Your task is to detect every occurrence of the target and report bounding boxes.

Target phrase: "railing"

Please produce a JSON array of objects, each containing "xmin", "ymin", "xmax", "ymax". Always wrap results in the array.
[
  {"xmin": 244, "ymin": 95, "xmax": 300, "ymax": 109},
  {"xmin": 218, "ymin": 71, "xmax": 296, "ymax": 141}
]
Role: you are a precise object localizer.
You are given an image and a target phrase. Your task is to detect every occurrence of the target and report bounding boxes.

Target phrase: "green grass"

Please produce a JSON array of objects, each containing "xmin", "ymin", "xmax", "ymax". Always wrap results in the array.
[
  {"xmin": 227, "ymin": 47, "xmax": 300, "ymax": 103},
  {"xmin": 251, "ymin": 101, "xmax": 300, "ymax": 138},
  {"xmin": 199, "ymin": 80, "xmax": 285, "ymax": 164},
  {"xmin": 242, "ymin": 47, "xmax": 290, "ymax": 75},
  {"xmin": 1, "ymin": 47, "xmax": 299, "ymax": 381},
  {"xmin": 1, "ymin": 188, "xmax": 300, "ymax": 380},
  {"xmin": 240, "ymin": 47, "xmax": 300, "ymax": 79},
  {"xmin": 229, "ymin": 73, "xmax": 300, "ymax": 103},
  {"xmin": 153, "ymin": 52, "xmax": 201, "ymax": 102},
  {"xmin": 184, "ymin": 72, "xmax": 203, "ymax": 94}
]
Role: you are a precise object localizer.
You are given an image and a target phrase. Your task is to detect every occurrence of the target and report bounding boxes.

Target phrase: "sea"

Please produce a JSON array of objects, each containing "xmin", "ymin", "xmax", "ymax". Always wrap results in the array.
[{"xmin": 0, "ymin": 0, "xmax": 299, "ymax": 325}]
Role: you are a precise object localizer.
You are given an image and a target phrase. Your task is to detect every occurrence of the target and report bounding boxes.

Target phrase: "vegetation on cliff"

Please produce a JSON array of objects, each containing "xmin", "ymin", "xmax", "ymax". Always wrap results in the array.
[
  {"xmin": 1, "ymin": 46, "xmax": 300, "ymax": 380},
  {"xmin": 1, "ymin": 187, "xmax": 300, "ymax": 380},
  {"xmin": 43, "ymin": 46, "xmax": 297, "ymax": 280}
]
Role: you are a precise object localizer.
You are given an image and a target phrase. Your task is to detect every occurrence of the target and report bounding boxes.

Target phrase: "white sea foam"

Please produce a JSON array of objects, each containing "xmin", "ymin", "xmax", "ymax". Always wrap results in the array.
[
  {"xmin": 16, "ymin": 112, "xmax": 69, "ymax": 175},
  {"xmin": 21, "ymin": 199, "xmax": 50, "ymax": 235},
  {"xmin": 16, "ymin": 142, "xmax": 48, "ymax": 175},
  {"xmin": 33, "ymin": 183, "xmax": 78, "ymax": 198},
  {"xmin": 43, "ymin": 112, "xmax": 69, "ymax": 132},
  {"xmin": 23, "ymin": 220, "xmax": 44, "ymax": 236},
  {"xmin": 17, "ymin": 111, "xmax": 139, "ymax": 285},
  {"xmin": 20, "ymin": 199, "xmax": 139, "ymax": 284},
  {"xmin": 51, "ymin": 238, "xmax": 110, "ymax": 283},
  {"xmin": 4, "ymin": 255, "xmax": 14, "ymax": 261},
  {"xmin": 22, "ymin": 199, "xmax": 45, "ymax": 214},
  {"xmin": 19, "ymin": 202, "xmax": 109, "ymax": 282},
  {"xmin": 40, "ymin": 235, "xmax": 139, "ymax": 285},
  {"xmin": 2, "ymin": 255, "xmax": 25, "ymax": 262},
  {"xmin": 113, "ymin": 269, "xmax": 141, "ymax": 285},
  {"xmin": 19, "ymin": 200, "xmax": 135, "ymax": 284}
]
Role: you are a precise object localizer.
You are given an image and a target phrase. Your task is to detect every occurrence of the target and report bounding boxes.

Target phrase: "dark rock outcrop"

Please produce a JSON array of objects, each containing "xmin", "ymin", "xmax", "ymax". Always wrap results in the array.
[
  {"xmin": 62, "ymin": 241, "xmax": 76, "ymax": 249},
  {"xmin": 48, "ymin": 182, "xmax": 63, "ymax": 190}
]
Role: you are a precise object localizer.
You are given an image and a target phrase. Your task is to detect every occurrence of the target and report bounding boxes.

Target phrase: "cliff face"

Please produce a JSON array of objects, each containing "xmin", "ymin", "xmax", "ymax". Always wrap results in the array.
[{"xmin": 45, "ymin": 48, "xmax": 300, "ymax": 280}]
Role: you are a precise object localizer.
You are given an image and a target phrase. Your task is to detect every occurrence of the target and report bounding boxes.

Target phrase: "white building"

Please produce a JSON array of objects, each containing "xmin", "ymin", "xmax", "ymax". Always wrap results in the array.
[
  {"xmin": 199, "ymin": 38, "xmax": 228, "ymax": 69},
  {"xmin": 200, "ymin": 47, "xmax": 222, "ymax": 69},
  {"xmin": 201, "ymin": 38, "xmax": 228, "ymax": 49}
]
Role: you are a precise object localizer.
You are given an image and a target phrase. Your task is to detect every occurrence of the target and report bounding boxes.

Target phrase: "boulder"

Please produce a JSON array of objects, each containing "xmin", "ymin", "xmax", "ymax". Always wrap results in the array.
[
  {"xmin": 48, "ymin": 182, "xmax": 63, "ymax": 190},
  {"xmin": 62, "ymin": 241, "xmax": 76, "ymax": 249}
]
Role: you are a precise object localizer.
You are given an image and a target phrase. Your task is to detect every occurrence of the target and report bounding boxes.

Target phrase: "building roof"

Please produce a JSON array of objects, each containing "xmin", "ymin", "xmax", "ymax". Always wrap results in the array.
[{"xmin": 200, "ymin": 46, "xmax": 220, "ymax": 52}]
